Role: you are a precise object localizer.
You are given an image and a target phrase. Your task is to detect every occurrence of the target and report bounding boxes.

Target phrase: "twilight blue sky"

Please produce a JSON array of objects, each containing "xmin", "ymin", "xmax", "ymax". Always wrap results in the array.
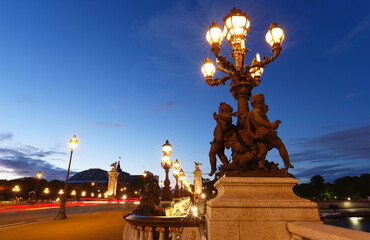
[{"xmin": 0, "ymin": 0, "xmax": 369, "ymax": 184}]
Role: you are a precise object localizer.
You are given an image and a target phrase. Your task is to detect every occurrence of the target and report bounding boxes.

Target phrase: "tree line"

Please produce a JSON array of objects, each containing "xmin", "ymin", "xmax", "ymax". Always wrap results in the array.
[{"xmin": 293, "ymin": 174, "xmax": 370, "ymax": 200}]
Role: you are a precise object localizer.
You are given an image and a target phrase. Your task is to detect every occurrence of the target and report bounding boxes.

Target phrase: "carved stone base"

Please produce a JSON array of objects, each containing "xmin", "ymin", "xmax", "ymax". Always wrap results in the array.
[
  {"xmin": 220, "ymin": 169, "xmax": 290, "ymax": 177},
  {"xmin": 206, "ymin": 177, "xmax": 321, "ymax": 240}
]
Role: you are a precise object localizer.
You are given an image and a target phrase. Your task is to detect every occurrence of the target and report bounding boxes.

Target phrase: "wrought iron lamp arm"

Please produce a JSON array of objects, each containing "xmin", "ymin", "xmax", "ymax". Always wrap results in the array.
[
  {"xmin": 211, "ymin": 47, "xmax": 237, "ymax": 72},
  {"xmin": 216, "ymin": 62, "xmax": 231, "ymax": 75},
  {"xmin": 205, "ymin": 75, "xmax": 231, "ymax": 86},
  {"xmin": 248, "ymin": 47, "xmax": 282, "ymax": 70}
]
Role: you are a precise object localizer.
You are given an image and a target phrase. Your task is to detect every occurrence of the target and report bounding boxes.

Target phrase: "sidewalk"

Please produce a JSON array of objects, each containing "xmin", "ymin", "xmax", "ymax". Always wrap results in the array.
[{"xmin": 0, "ymin": 204, "xmax": 133, "ymax": 240}]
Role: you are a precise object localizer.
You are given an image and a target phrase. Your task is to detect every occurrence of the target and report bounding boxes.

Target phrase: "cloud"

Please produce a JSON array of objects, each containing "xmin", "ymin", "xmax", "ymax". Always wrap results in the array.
[
  {"xmin": 94, "ymin": 122, "xmax": 124, "ymax": 128},
  {"xmin": 327, "ymin": 14, "xmax": 370, "ymax": 54},
  {"xmin": 153, "ymin": 101, "xmax": 178, "ymax": 113},
  {"xmin": 346, "ymin": 92, "xmax": 360, "ymax": 99},
  {"xmin": 0, "ymin": 133, "xmax": 13, "ymax": 142},
  {"xmin": 293, "ymin": 163, "xmax": 370, "ymax": 182},
  {"xmin": 290, "ymin": 125, "xmax": 370, "ymax": 181},
  {"xmin": 0, "ymin": 146, "xmax": 71, "ymax": 180}
]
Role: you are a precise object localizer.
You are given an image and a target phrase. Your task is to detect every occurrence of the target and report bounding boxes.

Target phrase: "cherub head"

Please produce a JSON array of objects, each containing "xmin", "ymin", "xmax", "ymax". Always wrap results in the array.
[
  {"xmin": 250, "ymin": 94, "xmax": 266, "ymax": 109},
  {"xmin": 219, "ymin": 102, "xmax": 233, "ymax": 114}
]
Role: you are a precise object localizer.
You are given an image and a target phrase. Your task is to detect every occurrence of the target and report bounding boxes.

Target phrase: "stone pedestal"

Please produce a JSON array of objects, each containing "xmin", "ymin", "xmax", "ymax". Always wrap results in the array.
[
  {"xmin": 107, "ymin": 168, "xmax": 120, "ymax": 198},
  {"xmin": 206, "ymin": 177, "xmax": 321, "ymax": 240}
]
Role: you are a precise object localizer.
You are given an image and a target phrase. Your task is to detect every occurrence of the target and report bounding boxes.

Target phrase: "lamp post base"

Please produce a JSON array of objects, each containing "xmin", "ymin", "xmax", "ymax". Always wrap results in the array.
[
  {"xmin": 55, "ymin": 195, "xmax": 67, "ymax": 220},
  {"xmin": 206, "ymin": 177, "xmax": 321, "ymax": 240}
]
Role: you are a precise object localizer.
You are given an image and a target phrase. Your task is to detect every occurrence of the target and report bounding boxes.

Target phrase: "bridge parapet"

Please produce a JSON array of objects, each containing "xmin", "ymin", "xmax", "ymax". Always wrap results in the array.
[{"xmin": 287, "ymin": 221, "xmax": 370, "ymax": 240}]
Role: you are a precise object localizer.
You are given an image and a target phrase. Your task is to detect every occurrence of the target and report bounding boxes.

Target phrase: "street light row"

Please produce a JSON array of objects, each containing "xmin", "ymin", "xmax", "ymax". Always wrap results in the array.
[{"xmin": 161, "ymin": 140, "xmax": 192, "ymax": 201}]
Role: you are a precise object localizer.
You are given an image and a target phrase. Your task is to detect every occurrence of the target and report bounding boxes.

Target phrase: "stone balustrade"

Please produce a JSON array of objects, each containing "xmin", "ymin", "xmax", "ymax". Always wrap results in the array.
[
  {"xmin": 287, "ymin": 221, "xmax": 370, "ymax": 240},
  {"xmin": 123, "ymin": 214, "xmax": 204, "ymax": 240}
]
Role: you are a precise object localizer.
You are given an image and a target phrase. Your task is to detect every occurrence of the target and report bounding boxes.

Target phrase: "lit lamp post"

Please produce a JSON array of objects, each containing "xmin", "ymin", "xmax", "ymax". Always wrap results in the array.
[
  {"xmin": 12, "ymin": 185, "xmax": 20, "ymax": 199},
  {"xmin": 161, "ymin": 140, "xmax": 173, "ymax": 201},
  {"xmin": 43, "ymin": 187, "xmax": 49, "ymax": 200},
  {"xmin": 173, "ymin": 159, "xmax": 181, "ymax": 198},
  {"xmin": 71, "ymin": 190, "xmax": 76, "ymax": 199},
  {"xmin": 143, "ymin": 170, "xmax": 147, "ymax": 190},
  {"xmin": 55, "ymin": 135, "xmax": 78, "ymax": 220},
  {"xmin": 179, "ymin": 168, "xmax": 185, "ymax": 197},
  {"xmin": 202, "ymin": 8, "xmax": 288, "ymax": 176},
  {"xmin": 34, "ymin": 171, "xmax": 42, "ymax": 201}
]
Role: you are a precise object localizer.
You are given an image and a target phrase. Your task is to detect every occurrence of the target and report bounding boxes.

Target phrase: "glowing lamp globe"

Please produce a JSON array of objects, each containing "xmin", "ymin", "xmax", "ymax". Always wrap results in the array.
[
  {"xmin": 69, "ymin": 135, "xmax": 78, "ymax": 150},
  {"xmin": 162, "ymin": 140, "xmax": 172, "ymax": 156},
  {"xmin": 223, "ymin": 8, "xmax": 250, "ymax": 44},
  {"xmin": 173, "ymin": 159, "xmax": 180, "ymax": 170},
  {"xmin": 202, "ymin": 58, "xmax": 215, "ymax": 79},
  {"xmin": 161, "ymin": 155, "xmax": 172, "ymax": 168},
  {"xmin": 37, "ymin": 171, "xmax": 42, "ymax": 179},
  {"xmin": 265, "ymin": 22, "xmax": 284, "ymax": 48},
  {"xmin": 206, "ymin": 22, "xmax": 223, "ymax": 47}
]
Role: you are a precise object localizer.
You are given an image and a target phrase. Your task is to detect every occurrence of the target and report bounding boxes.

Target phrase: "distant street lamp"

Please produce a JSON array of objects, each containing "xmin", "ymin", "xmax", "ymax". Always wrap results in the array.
[
  {"xmin": 81, "ymin": 191, "xmax": 86, "ymax": 197},
  {"xmin": 34, "ymin": 171, "xmax": 42, "ymax": 200},
  {"xmin": 179, "ymin": 168, "xmax": 185, "ymax": 197},
  {"xmin": 161, "ymin": 140, "xmax": 173, "ymax": 201},
  {"xmin": 12, "ymin": 185, "xmax": 20, "ymax": 199},
  {"xmin": 43, "ymin": 187, "xmax": 49, "ymax": 196},
  {"xmin": 55, "ymin": 135, "xmax": 78, "ymax": 220},
  {"xmin": 173, "ymin": 159, "xmax": 181, "ymax": 198},
  {"xmin": 143, "ymin": 170, "xmax": 147, "ymax": 189}
]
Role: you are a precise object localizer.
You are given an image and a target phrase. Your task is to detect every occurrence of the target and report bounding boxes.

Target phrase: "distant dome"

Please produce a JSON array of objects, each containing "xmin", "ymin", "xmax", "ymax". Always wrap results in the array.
[{"xmin": 69, "ymin": 168, "xmax": 108, "ymax": 183}]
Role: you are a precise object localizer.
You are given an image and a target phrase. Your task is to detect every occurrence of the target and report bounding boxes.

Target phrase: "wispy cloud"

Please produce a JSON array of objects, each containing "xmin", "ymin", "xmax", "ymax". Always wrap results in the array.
[
  {"xmin": 290, "ymin": 125, "xmax": 370, "ymax": 181},
  {"xmin": 153, "ymin": 101, "xmax": 178, "ymax": 113},
  {"xmin": 0, "ymin": 146, "xmax": 71, "ymax": 180},
  {"xmin": 0, "ymin": 133, "xmax": 13, "ymax": 142},
  {"xmin": 293, "ymin": 163, "xmax": 369, "ymax": 182},
  {"xmin": 346, "ymin": 92, "xmax": 360, "ymax": 99},
  {"xmin": 327, "ymin": 14, "xmax": 370, "ymax": 54},
  {"xmin": 94, "ymin": 122, "xmax": 124, "ymax": 128}
]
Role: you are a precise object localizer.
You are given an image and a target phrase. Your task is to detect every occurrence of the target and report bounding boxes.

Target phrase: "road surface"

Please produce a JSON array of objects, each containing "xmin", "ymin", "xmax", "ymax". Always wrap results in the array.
[{"xmin": 0, "ymin": 203, "xmax": 135, "ymax": 240}]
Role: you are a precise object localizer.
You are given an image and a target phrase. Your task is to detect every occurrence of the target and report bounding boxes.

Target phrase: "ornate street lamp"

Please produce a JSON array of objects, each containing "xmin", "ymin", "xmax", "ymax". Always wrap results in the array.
[
  {"xmin": 173, "ymin": 159, "xmax": 181, "ymax": 198},
  {"xmin": 34, "ymin": 171, "xmax": 42, "ymax": 201},
  {"xmin": 161, "ymin": 140, "xmax": 173, "ymax": 201},
  {"xmin": 143, "ymin": 170, "xmax": 147, "ymax": 189},
  {"xmin": 43, "ymin": 187, "xmax": 49, "ymax": 195},
  {"xmin": 179, "ymin": 168, "xmax": 185, "ymax": 197},
  {"xmin": 202, "ymin": 8, "xmax": 292, "ymax": 176},
  {"xmin": 55, "ymin": 135, "xmax": 78, "ymax": 220},
  {"xmin": 12, "ymin": 185, "xmax": 20, "ymax": 199}
]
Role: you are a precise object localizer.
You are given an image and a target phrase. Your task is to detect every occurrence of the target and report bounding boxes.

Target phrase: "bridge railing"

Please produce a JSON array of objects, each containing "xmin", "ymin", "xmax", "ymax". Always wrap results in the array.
[
  {"xmin": 123, "ymin": 214, "xmax": 204, "ymax": 240},
  {"xmin": 287, "ymin": 221, "xmax": 370, "ymax": 240}
]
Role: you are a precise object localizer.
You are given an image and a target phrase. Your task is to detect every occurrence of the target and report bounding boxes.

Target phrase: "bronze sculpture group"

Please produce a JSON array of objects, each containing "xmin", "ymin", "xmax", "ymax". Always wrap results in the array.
[
  {"xmin": 209, "ymin": 94, "xmax": 293, "ymax": 177},
  {"xmin": 203, "ymin": 8, "xmax": 294, "ymax": 177}
]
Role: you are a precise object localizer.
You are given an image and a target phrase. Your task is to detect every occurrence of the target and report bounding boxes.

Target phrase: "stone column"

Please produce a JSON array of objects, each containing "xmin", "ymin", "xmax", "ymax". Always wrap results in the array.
[
  {"xmin": 206, "ymin": 177, "xmax": 321, "ymax": 240},
  {"xmin": 107, "ymin": 167, "xmax": 119, "ymax": 198},
  {"xmin": 193, "ymin": 164, "xmax": 203, "ymax": 203}
]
